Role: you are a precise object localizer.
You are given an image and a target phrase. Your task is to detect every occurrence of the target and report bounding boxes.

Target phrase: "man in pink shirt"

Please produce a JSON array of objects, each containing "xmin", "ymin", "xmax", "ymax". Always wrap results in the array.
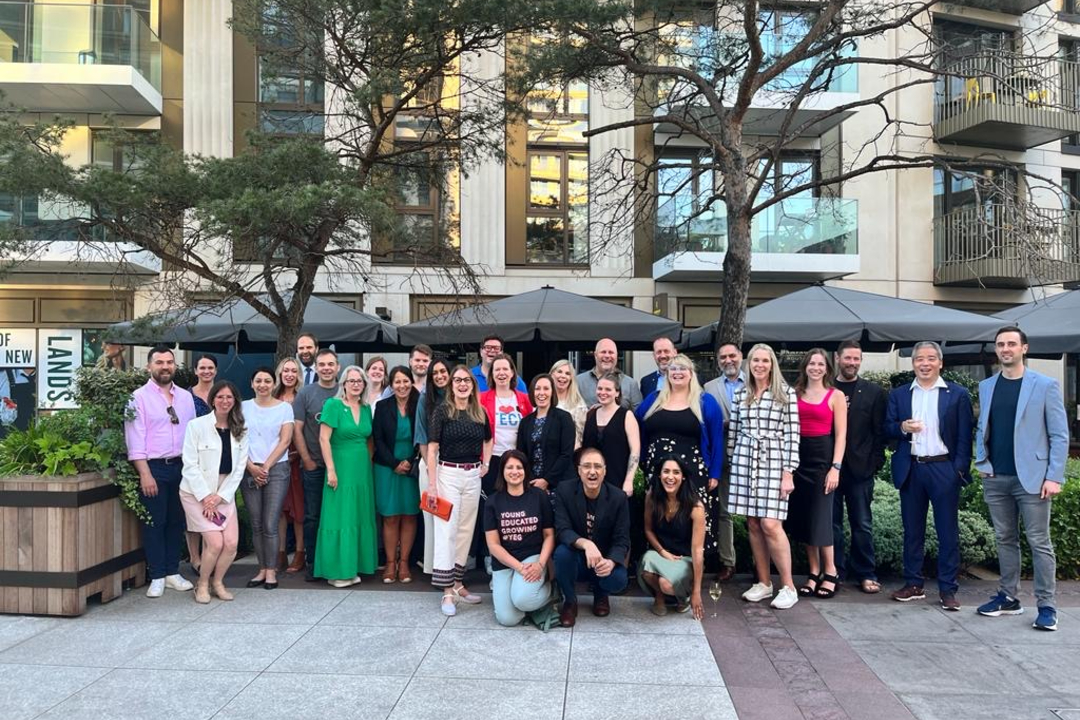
[{"xmin": 125, "ymin": 346, "xmax": 198, "ymax": 598}]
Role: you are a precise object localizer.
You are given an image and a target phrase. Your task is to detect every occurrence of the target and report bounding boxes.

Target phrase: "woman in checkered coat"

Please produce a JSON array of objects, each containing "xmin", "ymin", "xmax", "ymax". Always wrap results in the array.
[{"xmin": 727, "ymin": 344, "xmax": 801, "ymax": 610}]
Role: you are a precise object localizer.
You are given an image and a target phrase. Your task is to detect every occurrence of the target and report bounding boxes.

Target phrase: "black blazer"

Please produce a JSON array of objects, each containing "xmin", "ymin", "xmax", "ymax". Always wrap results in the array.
[
  {"xmin": 372, "ymin": 397, "xmax": 419, "ymax": 468},
  {"xmin": 841, "ymin": 378, "xmax": 887, "ymax": 481},
  {"xmin": 553, "ymin": 480, "xmax": 631, "ymax": 566},
  {"xmin": 639, "ymin": 371, "xmax": 661, "ymax": 398},
  {"xmin": 516, "ymin": 407, "xmax": 576, "ymax": 489}
]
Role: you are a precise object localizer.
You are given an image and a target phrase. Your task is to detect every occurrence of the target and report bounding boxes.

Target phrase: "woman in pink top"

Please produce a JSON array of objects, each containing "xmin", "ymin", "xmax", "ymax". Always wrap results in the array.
[{"xmin": 787, "ymin": 348, "xmax": 847, "ymax": 599}]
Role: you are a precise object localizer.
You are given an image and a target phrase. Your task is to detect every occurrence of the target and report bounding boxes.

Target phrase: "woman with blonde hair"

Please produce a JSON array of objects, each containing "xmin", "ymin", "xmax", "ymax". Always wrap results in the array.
[
  {"xmin": 273, "ymin": 357, "xmax": 307, "ymax": 574},
  {"xmin": 364, "ymin": 356, "xmax": 391, "ymax": 405},
  {"xmin": 727, "ymin": 344, "xmax": 801, "ymax": 610},
  {"xmin": 550, "ymin": 359, "xmax": 587, "ymax": 447},
  {"xmin": 636, "ymin": 354, "xmax": 724, "ymax": 556},
  {"xmin": 426, "ymin": 365, "xmax": 493, "ymax": 616},
  {"xmin": 316, "ymin": 365, "xmax": 378, "ymax": 587}
]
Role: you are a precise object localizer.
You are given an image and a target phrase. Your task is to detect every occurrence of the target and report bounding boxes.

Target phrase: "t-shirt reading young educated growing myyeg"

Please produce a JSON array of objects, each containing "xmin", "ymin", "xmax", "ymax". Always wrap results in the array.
[{"xmin": 483, "ymin": 486, "xmax": 554, "ymax": 571}]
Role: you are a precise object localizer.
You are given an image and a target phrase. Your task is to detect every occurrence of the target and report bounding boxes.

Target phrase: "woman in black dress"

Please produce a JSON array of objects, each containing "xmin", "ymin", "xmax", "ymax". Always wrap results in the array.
[
  {"xmin": 516, "ymin": 374, "xmax": 576, "ymax": 496},
  {"xmin": 581, "ymin": 373, "xmax": 640, "ymax": 496}
]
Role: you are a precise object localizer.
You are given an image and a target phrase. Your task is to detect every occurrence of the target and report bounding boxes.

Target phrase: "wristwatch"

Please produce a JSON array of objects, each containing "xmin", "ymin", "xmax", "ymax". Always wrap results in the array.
[{"xmin": 831, "ymin": 462, "xmax": 843, "ymax": 470}]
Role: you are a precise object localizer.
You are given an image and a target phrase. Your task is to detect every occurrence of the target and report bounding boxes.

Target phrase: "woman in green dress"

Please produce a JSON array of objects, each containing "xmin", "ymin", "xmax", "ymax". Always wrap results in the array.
[
  {"xmin": 373, "ymin": 366, "xmax": 421, "ymax": 584},
  {"xmin": 316, "ymin": 365, "xmax": 378, "ymax": 587}
]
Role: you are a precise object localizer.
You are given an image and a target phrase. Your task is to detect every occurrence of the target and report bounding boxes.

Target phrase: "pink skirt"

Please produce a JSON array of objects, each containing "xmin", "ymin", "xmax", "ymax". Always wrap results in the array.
[{"xmin": 180, "ymin": 488, "xmax": 238, "ymax": 532}]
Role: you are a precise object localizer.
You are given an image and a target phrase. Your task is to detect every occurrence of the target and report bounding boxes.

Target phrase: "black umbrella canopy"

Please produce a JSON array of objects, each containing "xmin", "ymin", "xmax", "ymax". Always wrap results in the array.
[
  {"xmin": 107, "ymin": 295, "xmax": 398, "ymax": 352},
  {"xmin": 936, "ymin": 288, "xmax": 1080, "ymax": 359},
  {"xmin": 398, "ymin": 287, "xmax": 683, "ymax": 350},
  {"xmin": 683, "ymin": 285, "xmax": 1003, "ymax": 351}
]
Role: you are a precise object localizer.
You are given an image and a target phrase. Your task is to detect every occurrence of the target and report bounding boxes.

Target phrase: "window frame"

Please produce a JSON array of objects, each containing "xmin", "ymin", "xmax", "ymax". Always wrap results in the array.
[{"xmin": 524, "ymin": 148, "xmax": 589, "ymax": 266}]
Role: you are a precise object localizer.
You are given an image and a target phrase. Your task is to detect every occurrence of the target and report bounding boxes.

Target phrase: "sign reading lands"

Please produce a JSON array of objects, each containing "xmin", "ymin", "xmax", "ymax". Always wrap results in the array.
[
  {"xmin": 0, "ymin": 329, "xmax": 37, "ymax": 368},
  {"xmin": 37, "ymin": 329, "xmax": 83, "ymax": 410}
]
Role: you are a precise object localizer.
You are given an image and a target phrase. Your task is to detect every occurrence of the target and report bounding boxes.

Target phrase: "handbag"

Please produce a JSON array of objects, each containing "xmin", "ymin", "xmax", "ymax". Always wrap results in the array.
[{"xmin": 420, "ymin": 491, "xmax": 453, "ymax": 522}]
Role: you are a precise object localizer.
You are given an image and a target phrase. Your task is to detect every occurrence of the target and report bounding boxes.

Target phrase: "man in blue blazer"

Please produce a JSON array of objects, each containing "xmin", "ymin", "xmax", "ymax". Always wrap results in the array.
[
  {"xmin": 639, "ymin": 337, "xmax": 677, "ymax": 398},
  {"xmin": 885, "ymin": 341, "xmax": 973, "ymax": 611},
  {"xmin": 974, "ymin": 326, "xmax": 1069, "ymax": 631}
]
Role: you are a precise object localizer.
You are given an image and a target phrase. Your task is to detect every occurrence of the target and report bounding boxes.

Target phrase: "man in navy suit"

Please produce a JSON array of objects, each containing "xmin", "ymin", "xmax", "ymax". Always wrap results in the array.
[
  {"xmin": 974, "ymin": 326, "xmax": 1069, "ymax": 631},
  {"xmin": 885, "ymin": 341, "xmax": 973, "ymax": 611},
  {"xmin": 639, "ymin": 337, "xmax": 676, "ymax": 398}
]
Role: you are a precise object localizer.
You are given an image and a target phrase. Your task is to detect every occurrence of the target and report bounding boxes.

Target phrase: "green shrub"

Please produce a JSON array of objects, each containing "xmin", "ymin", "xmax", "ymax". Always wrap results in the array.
[{"xmin": 1049, "ymin": 459, "xmax": 1080, "ymax": 579}]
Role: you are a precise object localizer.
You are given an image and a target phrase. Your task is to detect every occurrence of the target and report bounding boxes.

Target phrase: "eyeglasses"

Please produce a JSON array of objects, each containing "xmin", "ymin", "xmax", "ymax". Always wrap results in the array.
[
  {"xmin": 482, "ymin": 344, "xmax": 502, "ymax": 352},
  {"xmin": 667, "ymin": 364, "xmax": 692, "ymax": 373},
  {"xmin": 166, "ymin": 406, "xmax": 179, "ymax": 425},
  {"xmin": 452, "ymin": 377, "xmax": 474, "ymax": 384},
  {"xmin": 345, "ymin": 378, "xmax": 365, "ymax": 385},
  {"xmin": 578, "ymin": 463, "xmax": 606, "ymax": 471}
]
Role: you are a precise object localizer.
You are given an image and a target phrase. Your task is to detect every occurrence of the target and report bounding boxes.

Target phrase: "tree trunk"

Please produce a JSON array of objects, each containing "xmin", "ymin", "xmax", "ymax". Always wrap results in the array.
[{"xmin": 719, "ymin": 206, "xmax": 752, "ymax": 349}]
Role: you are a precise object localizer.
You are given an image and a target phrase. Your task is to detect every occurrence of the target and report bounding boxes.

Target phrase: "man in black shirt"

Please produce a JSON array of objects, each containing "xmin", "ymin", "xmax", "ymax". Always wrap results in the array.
[
  {"xmin": 832, "ymin": 341, "xmax": 887, "ymax": 594},
  {"xmin": 553, "ymin": 447, "xmax": 631, "ymax": 627}
]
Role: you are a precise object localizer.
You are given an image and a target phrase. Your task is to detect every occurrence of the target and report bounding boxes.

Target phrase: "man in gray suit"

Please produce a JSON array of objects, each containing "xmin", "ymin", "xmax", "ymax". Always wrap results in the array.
[
  {"xmin": 975, "ymin": 326, "xmax": 1069, "ymax": 631},
  {"xmin": 703, "ymin": 342, "xmax": 744, "ymax": 581}
]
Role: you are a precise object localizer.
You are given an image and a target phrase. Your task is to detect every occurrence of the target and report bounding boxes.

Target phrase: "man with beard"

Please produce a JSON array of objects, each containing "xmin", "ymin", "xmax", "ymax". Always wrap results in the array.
[
  {"xmin": 639, "ymin": 337, "xmax": 676, "ymax": 397},
  {"xmin": 125, "ymin": 346, "xmax": 197, "ymax": 598},
  {"xmin": 297, "ymin": 333, "xmax": 318, "ymax": 386},
  {"xmin": 831, "ymin": 341, "xmax": 887, "ymax": 594},
  {"xmin": 410, "ymin": 344, "xmax": 432, "ymax": 392},
  {"xmin": 703, "ymin": 342, "xmax": 745, "ymax": 582},
  {"xmin": 576, "ymin": 338, "xmax": 642, "ymax": 410}
]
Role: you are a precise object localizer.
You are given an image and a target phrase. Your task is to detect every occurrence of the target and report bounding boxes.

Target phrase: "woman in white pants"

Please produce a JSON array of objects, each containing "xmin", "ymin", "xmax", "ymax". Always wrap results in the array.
[
  {"xmin": 426, "ymin": 365, "xmax": 493, "ymax": 616},
  {"xmin": 415, "ymin": 358, "xmax": 451, "ymax": 574}
]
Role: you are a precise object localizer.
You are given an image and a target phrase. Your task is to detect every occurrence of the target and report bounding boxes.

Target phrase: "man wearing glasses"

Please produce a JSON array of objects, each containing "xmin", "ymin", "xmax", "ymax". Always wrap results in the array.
[
  {"xmin": 471, "ymin": 334, "xmax": 526, "ymax": 392},
  {"xmin": 553, "ymin": 447, "xmax": 631, "ymax": 627},
  {"xmin": 125, "ymin": 345, "xmax": 197, "ymax": 598}
]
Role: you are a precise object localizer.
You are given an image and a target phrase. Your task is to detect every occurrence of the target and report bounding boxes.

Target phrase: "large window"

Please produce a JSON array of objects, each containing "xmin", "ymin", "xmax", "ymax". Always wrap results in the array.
[
  {"xmin": 257, "ymin": 4, "xmax": 324, "ymax": 137},
  {"xmin": 1062, "ymin": 39, "xmax": 1080, "ymax": 149},
  {"xmin": 933, "ymin": 165, "xmax": 1017, "ymax": 217},
  {"xmin": 655, "ymin": 152, "xmax": 720, "ymax": 252},
  {"xmin": 375, "ymin": 148, "xmax": 449, "ymax": 263}
]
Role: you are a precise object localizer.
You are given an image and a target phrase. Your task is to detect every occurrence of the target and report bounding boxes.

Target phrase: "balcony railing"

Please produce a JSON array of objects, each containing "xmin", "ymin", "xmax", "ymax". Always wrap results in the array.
[
  {"xmin": 0, "ymin": 2, "xmax": 160, "ymax": 90},
  {"xmin": 655, "ymin": 196, "xmax": 858, "ymax": 260},
  {"xmin": 934, "ymin": 204, "xmax": 1080, "ymax": 287},
  {"xmin": 947, "ymin": 0, "xmax": 1047, "ymax": 14},
  {"xmin": 933, "ymin": 51, "xmax": 1080, "ymax": 149}
]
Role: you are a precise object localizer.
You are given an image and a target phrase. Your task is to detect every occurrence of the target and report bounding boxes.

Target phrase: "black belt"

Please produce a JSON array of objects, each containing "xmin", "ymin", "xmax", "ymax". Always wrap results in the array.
[
  {"xmin": 148, "ymin": 456, "xmax": 182, "ymax": 465},
  {"xmin": 913, "ymin": 454, "xmax": 950, "ymax": 464}
]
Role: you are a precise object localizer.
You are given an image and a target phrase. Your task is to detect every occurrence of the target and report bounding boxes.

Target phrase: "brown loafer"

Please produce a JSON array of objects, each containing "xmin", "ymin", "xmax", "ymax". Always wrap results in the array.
[
  {"xmin": 286, "ymin": 549, "xmax": 306, "ymax": 574},
  {"xmin": 715, "ymin": 565, "xmax": 735, "ymax": 583},
  {"xmin": 592, "ymin": 596, "xmax": 611, "ymax": 617},
  {"xmin": 559, "ymin": 601, "xmax": 578, "ymax": 627}
]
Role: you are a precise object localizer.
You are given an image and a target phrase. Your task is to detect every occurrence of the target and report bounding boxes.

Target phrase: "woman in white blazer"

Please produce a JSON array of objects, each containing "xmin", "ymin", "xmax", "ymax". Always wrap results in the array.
[{"xmin": 181, "ymin": 380, "xmax": 249, "ymax": 604}]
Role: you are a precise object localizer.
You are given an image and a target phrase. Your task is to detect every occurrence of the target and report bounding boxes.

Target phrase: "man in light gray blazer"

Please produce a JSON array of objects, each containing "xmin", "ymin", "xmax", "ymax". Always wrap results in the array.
[
  {"xmin": 703, "ymin": 342, "xmax": 745, "ymax": 582},
  {"xmin": 974, "ymin": 326, "xmax": 1070, "ymax": 631}
]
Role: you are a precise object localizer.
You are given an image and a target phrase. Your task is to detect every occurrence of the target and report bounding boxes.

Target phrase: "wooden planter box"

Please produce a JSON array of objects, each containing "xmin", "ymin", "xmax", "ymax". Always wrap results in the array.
[{"xmin": 0, "ymin": 470, "xmax": 145, "ymax": 616}]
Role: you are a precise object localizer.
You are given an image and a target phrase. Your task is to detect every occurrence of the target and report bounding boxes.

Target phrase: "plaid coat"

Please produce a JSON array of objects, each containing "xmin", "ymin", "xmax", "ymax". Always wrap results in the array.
[{"xmin": 726, "ymin": 386, "xmax": 801, "ymax": 520}]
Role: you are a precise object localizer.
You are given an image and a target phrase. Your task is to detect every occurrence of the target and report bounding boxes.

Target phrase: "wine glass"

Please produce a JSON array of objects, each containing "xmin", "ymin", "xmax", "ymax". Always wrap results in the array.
[{"xmin": 709, "ymin": 581, "xmax": 722, "ymax": 617}]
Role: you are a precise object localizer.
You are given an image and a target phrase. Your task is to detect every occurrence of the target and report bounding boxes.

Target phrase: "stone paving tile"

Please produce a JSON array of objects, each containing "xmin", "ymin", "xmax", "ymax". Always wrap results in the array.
[
  {"xmin": 705, "ymin": 634, "xmax": 786, "ymax": 689},
  {"xmin": 951, "ymin": 611, "xmax": 1080, "ymax": 646},
  {"xmin": 725, "ymin": 686, "xmax": 804, "ymax": 720},
  {"xmin": 36, "ymin": 668, "xmax": 256, "ymax": 720},
  {"xmin": 997, "ymin": 645, "xmax": 1080, "ymax": 696},
  {"xmin": 569, "ymin": 631, "xmax": 723, "ymax": 686},
  {"xmin": 0, "ymin": 620, "xmax": 184, "ymax": 668},
  {"xmin": 197, "ymin": 588, "xmax": 347, "ymax": 625},
  {"xmin": 563, "ymin": 681, "xmax": 738, "ymax": 720},
  {"xmin": 122, "ymin": 622, "xmax": 310, "ymax": 672},
  {"xmin": 898, "ymin": 692, "xmax": 1069, "ymax": 720},
  {"xmin": 818, "ymin": 603, "xmax": 981, "ymax": 644},
  {"xmin": 318, "ymin": 587, "xmax": 449, "ymax": 629},
  {"xmin": 0, "ymin": 663, "xmax": 110, "ymax": 720},
  {"xmin": 416, "ymin": 627, "xmax": 571, "ymax": 681},
  {"xmin": 0, "ymin": 614, "xmax": 59, "ymax": 653},
  {"xmin": 389, "ymin": 677, "xmax": 565, "ymax": 720},
  {"xmin": 833, "ymin": 690, "xmax": 917, "ymax": 720},
  {"xmin": 83, "ymin": 588, "xmax": 221, "ymax": 623},
  {"xmin": 214, "ymin": 673, "xmax": 408, "ymax": 720},
  {"xmin": 572, "ymin": 595, "xmax": 706, "ymax": 635},
  {"xmin": 267, "ymin": 625, "xmax": 439, "ymax": 677}
]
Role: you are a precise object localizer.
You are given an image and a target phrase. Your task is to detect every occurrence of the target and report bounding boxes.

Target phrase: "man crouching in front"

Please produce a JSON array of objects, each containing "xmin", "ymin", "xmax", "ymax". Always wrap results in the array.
[{"xmin": 553, "ymin": 447, "xmax": 630, "ymax": 627}]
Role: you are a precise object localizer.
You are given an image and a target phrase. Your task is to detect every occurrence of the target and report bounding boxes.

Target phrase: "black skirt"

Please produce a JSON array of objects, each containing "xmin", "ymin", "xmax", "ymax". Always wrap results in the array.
[{"xmin": 785, "ymin": 434, "xmax": 835, "ymax": 546}]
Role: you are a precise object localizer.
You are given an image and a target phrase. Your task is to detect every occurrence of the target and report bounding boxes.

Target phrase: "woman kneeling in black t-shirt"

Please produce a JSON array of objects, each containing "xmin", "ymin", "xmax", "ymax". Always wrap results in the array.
[{"xmin": 484, "ymin": 449, "xmax": 555, "ymax": 626}]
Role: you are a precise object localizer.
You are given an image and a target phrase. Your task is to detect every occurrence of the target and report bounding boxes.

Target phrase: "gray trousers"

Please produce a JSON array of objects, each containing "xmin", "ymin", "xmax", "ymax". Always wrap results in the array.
[
  {"xmin": 240, "ymin": 462, "xmax": 292, "ymax": 570},
  {"xmin": 983, "ymin": 473, "xmax": 1056, "ymax": 608},
  {"xmin": 716, "ymin": 469, "xmax": 735, "ymax": 568}
]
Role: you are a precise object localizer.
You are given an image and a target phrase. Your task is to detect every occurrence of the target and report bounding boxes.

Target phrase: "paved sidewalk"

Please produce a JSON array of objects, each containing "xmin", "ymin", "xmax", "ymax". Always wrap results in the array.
[{"xmin": 1, "ymin": 567, "xmax": 1077, "ymax": 719}]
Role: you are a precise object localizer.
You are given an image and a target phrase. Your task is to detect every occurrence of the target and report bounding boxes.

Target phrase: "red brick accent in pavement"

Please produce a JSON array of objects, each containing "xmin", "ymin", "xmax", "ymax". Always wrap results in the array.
[{"xmin": 701, "ymin": 589, "xmax": 917, "ymax": 720}]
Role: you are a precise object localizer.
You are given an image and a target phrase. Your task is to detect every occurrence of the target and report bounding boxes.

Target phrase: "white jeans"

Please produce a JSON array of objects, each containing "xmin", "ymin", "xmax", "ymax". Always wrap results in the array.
[
  {"xmin": 431, "ymin": 463, "xmax": 481, "ymax": 588},
  {"xmin": 418, "ymin": 458, "xmax": 434, "ymax": 574}
]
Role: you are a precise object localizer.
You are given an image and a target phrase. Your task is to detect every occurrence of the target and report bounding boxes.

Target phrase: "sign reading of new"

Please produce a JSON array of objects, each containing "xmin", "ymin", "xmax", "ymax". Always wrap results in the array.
[
  {"xmin": 0, "ymin": 329, "xmax": 37, "ymax": 368},
  {"xmin": 37, "ymin": 329, "xmax": 83, "ymax": 410}
]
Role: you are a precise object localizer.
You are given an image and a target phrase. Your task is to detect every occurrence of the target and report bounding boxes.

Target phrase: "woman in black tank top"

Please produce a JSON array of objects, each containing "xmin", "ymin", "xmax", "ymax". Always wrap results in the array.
[{"xmin": 638, "ymin": 455, "xmax": 705, "ymax": 619}]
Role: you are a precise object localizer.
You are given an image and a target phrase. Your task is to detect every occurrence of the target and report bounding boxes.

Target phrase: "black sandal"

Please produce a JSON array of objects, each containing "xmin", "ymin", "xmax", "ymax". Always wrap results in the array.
[
  {"xmin": 815, "ymin": 574, "xmax": 839, "ymax": 599},
  {"xmin": 798, "ymin": 573, "xmax": 821, "ymax": 597}
]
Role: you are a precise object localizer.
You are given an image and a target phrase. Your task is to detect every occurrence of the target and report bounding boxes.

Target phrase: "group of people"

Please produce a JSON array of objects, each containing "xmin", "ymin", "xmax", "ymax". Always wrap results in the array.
[{"xmin": 124, "ymin": 325, "xmax": 1069, "ymax": 631}]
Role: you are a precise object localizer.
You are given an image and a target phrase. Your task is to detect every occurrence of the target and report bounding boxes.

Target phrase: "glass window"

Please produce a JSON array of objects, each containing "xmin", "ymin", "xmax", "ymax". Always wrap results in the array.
[
  {"xmin": 525, "ymin": 150, "xmax": 588, "ymax": 264},
  {"xmin": 933, "ymin": 166, "xmax": 1017, "ymax": 217},
  {"xmin": 655, "ymin": 153, "xmax": 722, "ymax": 253}
]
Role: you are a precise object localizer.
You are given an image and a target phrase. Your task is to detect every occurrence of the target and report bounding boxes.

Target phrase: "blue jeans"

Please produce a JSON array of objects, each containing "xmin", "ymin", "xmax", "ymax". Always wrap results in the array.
[
  {"xmin": 553, "ymin": 543, "xmax": 628, "ymax": 604},
  {"xmin": 141, "ymin": 459, "xmax": 184, "ymax": 580},
  {"xmin": 301, "ymin": 465, "xmax": 325, "ymax": 570},
  {"xmin": 900, "ymin": 461, "xmax": 961, "ymax": 594},
  {"xmin": 491, "ymin": 554, "xmax": 552, "ymax": 626},
  {"xmin": 983, "ymin": 473, "xmax": 1056, "ymax": 608},
  {"xmin": 833, "ymin": 476, "xmax": 877, "ymax": 582}
]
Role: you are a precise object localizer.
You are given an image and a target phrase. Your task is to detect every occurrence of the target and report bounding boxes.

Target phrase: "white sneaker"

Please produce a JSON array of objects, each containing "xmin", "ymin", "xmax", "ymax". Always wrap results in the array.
[
  {"xmin": 742, "ymin": 582, "xmax": 774, "ymax": 603},
  {"xmin": 770, "ymin": 585, "xmax": 799, "ymax": 610},
  {"xmin": 164, "ymin": 574, "xmax": 193, "ymax": 592},
  {"xmin": 146, "ymin": 578, "xmax": 165, "ymax": 598}
]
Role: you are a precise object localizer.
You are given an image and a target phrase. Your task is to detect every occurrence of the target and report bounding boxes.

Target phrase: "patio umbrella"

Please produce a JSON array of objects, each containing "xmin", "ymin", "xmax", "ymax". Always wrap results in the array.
[
  {"xmin": 934, "ymin": 288, "xmax": 1080, "ymax": 359},
  {"xmin": 397, "ymin": 287, "xmax": 682, "ymax": 350},
  {"xmin": 106, "ymin": 295, "xmax": 399, "ymax": 352},
  {"xmin": 682, "ymin": 285, "xmax": 1003, "ymax": 351}
]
